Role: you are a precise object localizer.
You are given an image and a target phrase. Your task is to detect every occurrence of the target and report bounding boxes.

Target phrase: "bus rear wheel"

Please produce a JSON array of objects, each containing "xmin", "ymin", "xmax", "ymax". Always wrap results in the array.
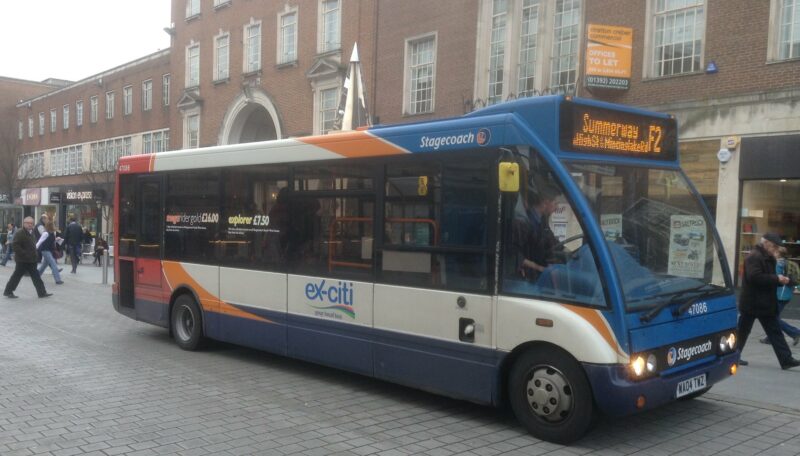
[
  {"xmin": 508, "ymin": 347, "xmax": 594, "ymax": 444},
  {"xmin": 171, "ymin": 294, "xmax": 204, "ymax": 351}
]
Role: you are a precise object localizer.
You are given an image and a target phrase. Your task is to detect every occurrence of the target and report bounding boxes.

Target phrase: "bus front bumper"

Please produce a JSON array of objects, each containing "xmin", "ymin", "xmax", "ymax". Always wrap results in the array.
[{"xmin": 582, "ymin": 352, "xmax": 740, "ymax": 417}]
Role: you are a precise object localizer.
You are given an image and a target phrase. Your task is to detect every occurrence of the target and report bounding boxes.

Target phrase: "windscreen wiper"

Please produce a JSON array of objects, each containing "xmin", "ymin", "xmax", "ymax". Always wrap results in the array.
[
  {"xmin": 672, "ymin": 285, "xmax": 727, "ymax": 318},
  {"xmin": 639, "ymin": 283, "xmax": 722, "ymax": 323}
]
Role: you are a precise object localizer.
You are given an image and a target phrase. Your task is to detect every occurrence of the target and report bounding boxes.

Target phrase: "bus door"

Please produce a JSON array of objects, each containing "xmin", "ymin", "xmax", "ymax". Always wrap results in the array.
[{"xmin": 135, "ymin": 176, "xmax": 166, "ymax": 325}]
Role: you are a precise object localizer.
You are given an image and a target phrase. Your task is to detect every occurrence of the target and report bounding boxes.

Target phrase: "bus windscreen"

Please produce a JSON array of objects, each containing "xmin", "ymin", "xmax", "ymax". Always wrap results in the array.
[{"xmin": 559, "ymin": 100, "xmax": 677, "ymax": 161}]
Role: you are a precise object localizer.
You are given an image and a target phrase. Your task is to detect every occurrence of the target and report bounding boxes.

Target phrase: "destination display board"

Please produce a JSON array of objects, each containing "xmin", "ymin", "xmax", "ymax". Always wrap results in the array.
[{"xmin": 559, "ymin": 101, "xmax": 677, "ymax": 161}]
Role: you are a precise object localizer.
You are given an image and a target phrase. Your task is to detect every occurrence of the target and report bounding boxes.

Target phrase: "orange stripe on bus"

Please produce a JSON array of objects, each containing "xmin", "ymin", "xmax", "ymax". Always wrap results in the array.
[
  {"xmin": 161, "ymin": 261, "xmax": 273, "ymax": 324},
  {"xmin": 298, "ymin": 131, "xmax": 407, "ymax": 158},
  {"xmin": 563, "ymin": 304, "xmax": 627, "ymax": 358}
]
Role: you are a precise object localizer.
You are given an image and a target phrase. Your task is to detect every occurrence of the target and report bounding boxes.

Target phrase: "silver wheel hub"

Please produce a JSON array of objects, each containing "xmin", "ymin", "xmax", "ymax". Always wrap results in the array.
[
  {"xmin": 525, "ymin": 366, "xmax": 573, "ymax": 422},
  {"xmin": 176, "ymin": 305, "xmax": 195, "ymax": 342}
]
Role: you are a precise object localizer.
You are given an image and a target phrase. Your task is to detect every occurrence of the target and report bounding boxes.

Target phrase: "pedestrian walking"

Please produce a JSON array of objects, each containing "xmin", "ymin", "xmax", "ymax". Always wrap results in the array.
[
  {"xmin": 737, "ymin": 233, "xmax": 800, "ymax": 369},
  {"xmin": 759, "ymin": 246, "xmax": 800, "ymax": 346},
  {"xmin": 3, "ymin": 217, "xmax": 52, "ymax": 299},
  {"xmin": 36, "ymin": 221, "xmax": 64, "ymax": 285},
  {"xmin": 64, "ymin": 216, "xmax": 83, "ymax": 273},
  {"xmin": 0, "ymin": 223, "xmax": 15, "ymax": 266}
]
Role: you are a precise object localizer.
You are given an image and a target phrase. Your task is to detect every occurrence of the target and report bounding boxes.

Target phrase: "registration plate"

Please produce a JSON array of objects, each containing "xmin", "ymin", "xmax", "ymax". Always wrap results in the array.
[{"xmin": 676, "ymin": 374, "xmax": 707, "ymax": 398}]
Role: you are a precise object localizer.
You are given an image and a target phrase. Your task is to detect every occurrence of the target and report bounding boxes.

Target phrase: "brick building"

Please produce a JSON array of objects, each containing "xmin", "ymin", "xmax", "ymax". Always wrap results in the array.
[{"xmin": 6, "ymin": 0, "xmax": 800, "ymax": 280}]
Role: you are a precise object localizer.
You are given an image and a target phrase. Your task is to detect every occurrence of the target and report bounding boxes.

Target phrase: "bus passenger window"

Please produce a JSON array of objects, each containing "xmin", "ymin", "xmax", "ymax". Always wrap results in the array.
[
  {"xmin": 501, "ymin": 151, "xmax": 606, "ymax": 307},
  {"xmin": 118, "ymin": 175, "xmax": 136, "ymax": 257},
  {"xmin": 381, "ymin": 156, "xmax": 492, "ymax": 293},
  {"xmin": 219, "ymin": 166, "xmax": 288, "ymax": 270},
  {"xmin": 164, "ymin": 170, "xmax": 220, "ymax": 263},
  {"xmin": 290, "ymin": 163, "xmax": 375, "ymax": 279}
]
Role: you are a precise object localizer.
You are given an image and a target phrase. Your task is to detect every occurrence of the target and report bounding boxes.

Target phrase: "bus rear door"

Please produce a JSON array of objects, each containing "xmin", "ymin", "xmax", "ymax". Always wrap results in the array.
[{"xmin": 135, "ymin": 176, "xmax": 166, "ymax": 325}]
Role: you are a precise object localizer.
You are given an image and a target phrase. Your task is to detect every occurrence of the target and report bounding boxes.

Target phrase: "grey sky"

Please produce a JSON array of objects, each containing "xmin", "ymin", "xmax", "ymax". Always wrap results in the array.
[{"xmin": 1, "ymin": 0, "xmax": 171, "ymax": 82}]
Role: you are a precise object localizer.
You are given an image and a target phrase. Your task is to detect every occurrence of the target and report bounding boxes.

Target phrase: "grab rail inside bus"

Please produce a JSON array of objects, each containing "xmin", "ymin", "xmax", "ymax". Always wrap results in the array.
[{"xmin": 327, "ymin": 217, "xmax": 439, "ymax": 272}]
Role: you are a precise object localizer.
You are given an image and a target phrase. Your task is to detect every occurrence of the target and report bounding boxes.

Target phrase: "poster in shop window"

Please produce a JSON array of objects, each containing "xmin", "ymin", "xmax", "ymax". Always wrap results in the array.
[
  {"xmin": 667, "ymin": 215, "xmax": 707, "ymax": 279},
  {"xmin": 600, "ymin": 213, "xmax": 622, "ymax": 241}
]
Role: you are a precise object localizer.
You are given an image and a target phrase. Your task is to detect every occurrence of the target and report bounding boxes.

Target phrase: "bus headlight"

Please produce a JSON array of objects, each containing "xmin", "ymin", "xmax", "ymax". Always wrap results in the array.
[
  {"xmin": 646, "ymin": 354, "xmax": 657, "ymax": 373},
  {"xmin": 718, "ymin": 332, "xmax": 736, "ymax": 353},
  {"xmin": 631, "ymin": 356, "xmax": 646, "ymax": 377}
]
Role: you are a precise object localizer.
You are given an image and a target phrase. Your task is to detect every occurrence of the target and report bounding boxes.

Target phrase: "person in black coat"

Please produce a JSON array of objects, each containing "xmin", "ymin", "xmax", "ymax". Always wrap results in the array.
[
  {"xmin": 3, "ymin": 217, "xmax": 51, "ymax": 298},
  {"xmin": 737, "ymin": 232, "xmax": 800, "ymax": 369},
  {"xmin": 64, "ymin": 217, "xmax": 83, "ymax": 273}
]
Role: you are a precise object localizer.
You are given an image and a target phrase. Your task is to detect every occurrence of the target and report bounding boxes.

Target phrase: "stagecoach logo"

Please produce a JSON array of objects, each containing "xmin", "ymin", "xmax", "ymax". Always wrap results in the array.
[
  {"xmin": 419, "ymin": 128, "xmax": 491, "ymax": 151},
  {"xmin": 305, "ymin": 279, "xmax": 355, "ymax": 319},
  {"xmin": 476, "ymin": 128, "xmax": 491, "ymax": 146},
  {"xmin": 666, "ymin": 340, "xmax": 714, "ymax": 367}
]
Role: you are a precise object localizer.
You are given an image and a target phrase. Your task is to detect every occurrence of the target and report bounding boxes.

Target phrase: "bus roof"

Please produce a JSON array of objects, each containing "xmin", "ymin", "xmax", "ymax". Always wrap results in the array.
[{"xmin": 118, "ymin": 96, "xmax": 678, "ymax": 175}]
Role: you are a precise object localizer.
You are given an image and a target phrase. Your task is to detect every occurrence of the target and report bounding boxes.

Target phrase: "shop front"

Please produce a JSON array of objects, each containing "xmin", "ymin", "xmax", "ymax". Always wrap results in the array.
[
  {"xmin": 0, "ymin": 193, "xmax": 23, "ymax": 229},
  {"xmin": 57, "ymin": 186, "xmax": 110, "ymax": 237},
  {"xmin": 736, "ymin": 135, "xmax": 800, "ymax": 285},
  {"xmin": 21, "ymin": 187, "xmax": 58, "ymax": 227}
]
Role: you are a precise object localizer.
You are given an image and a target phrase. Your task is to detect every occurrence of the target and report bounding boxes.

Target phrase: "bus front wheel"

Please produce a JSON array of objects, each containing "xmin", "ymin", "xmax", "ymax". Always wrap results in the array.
[
  {"xmin": 171, "ymin": 294, "xmax": 204, "ymax": 351},
  {"xmin": 508, "ymin": 347, "xmax": 594, "ymax": 444}
]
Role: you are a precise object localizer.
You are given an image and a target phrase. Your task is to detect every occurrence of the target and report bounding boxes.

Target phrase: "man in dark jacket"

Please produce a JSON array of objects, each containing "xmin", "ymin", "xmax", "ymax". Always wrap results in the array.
[
  {"xmin": 64, "ymin": 216, "xmax": 83, "ymax": 273},
  {"xmin": 3, "ymin": 217, "xmax": 51, "ymax": 299},
  {"xmin": 737, "ymin": 232, "xmax": 800, "ymax": 369}
]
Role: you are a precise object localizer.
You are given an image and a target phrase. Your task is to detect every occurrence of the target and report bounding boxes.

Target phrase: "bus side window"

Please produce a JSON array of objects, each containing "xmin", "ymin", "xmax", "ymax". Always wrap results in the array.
[
  {"xmin": 381, "ymin": 156, "xmax": 492, "ymax": 293},
  {"xmin": 164, "ymin": 170, "xmax": 221, "ymax": 263},
  {"xmin": 502, "ymin": 152, "xmax": 606, "ymax": 307}
]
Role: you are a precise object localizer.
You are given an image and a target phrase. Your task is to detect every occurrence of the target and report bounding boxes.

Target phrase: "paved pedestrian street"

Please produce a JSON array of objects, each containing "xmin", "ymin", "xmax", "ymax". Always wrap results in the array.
[{"xmin": 1, "ymin": 268, "xmax": 800, "ymax": 455}]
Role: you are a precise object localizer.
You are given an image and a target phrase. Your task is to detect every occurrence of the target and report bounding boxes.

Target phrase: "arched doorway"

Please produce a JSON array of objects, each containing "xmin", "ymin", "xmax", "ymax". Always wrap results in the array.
[{"xmin": 219, "ymin": 89, "xmax": 282, "ymax": 145}]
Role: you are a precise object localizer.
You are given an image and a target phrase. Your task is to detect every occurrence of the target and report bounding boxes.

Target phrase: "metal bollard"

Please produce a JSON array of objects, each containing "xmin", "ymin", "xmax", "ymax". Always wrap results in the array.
[{"xmin": 102, "ymin": 248, "xmax": 109, "ymax": 284}]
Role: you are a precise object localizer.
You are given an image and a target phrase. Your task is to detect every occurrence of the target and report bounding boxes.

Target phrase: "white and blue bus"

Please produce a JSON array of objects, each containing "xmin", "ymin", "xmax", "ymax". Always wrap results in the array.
[{"xmin": 113, "ymin": 96, "xmax": 739, "ymax": 443}]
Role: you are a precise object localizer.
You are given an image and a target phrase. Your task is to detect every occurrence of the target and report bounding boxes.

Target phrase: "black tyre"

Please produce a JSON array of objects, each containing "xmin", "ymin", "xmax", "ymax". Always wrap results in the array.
[
  {"xmin": 508, "ymin": 347, "xmax": 594, "ymax": 444},
  {"xmin": 171, "ymin": 294, "xmax": 204, "ymax": 350}
]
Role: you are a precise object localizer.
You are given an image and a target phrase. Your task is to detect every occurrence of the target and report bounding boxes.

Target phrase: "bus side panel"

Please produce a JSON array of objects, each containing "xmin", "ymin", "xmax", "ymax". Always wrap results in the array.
[
  {"xmin": 372, "ymin": 330, "xmax": 501, "ymax": 405},
  {"xmin": 373, "ymin": 284, "xmax": 498, "ymax": 404},
  {"xmin": 217, "ymin": 267, "xmax": 288, "ymax": 355},
  {"xmin": 286, "ymin": 275, "xmax": 374, "ymax": 376},
  {"xmin": 496, "ymin": 295, "xmax": 625, "ymax": 364},
  {"xmin": 162, "ymin": 262, "xmax": 220, "ymax": 335},
  {"xmin": 134, "ymin": 257, "xmax": 167, "ymax": 326}
]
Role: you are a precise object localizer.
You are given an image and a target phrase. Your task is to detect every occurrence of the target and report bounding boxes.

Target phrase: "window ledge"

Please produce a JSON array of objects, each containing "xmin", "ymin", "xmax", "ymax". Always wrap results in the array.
[
  {"xmin": 766, "ymin": 56, "xmax": 800, "ymax": 65},
  {"xmin": 185, "ymin": 13, "xmax": 201, "ymax": 22},
  {"xmin": 213, "ymin": 77, "xmax": 230, "ymax": 86},
  {"xmin": 402, "ymin": 110, "xmax": 434, "ymax": 118},
  {"xmin": 213, "ymin": 1, "xmax": 231, "ymax": 10},
  {"xmin": 242, "ymin": 69, "xmax": 262, "ymax": 78},
  {"xmin": 641, "ymin": 70, "xmax": 705, "ymax": 82},
  {"xmin": 276, "ymin": 60, "xmax": 298, "ymax": 69}
]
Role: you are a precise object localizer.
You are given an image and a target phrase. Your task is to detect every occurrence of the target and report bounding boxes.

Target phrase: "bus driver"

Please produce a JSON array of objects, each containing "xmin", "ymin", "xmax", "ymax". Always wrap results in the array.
[{"xmin": 515, "ymin": 183, "xmax": 561, "ymax": 281}]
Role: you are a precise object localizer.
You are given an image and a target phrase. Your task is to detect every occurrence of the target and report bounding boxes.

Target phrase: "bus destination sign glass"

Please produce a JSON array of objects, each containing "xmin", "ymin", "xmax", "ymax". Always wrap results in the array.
[{"xmin": 559, "ymin": 101, "xmax": 677, "ymax": 161}]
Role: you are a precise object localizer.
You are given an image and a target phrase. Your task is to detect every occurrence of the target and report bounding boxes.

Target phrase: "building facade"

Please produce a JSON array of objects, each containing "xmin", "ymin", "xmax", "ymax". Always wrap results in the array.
[{"xmin": 7, "ymin": 0, "xmax": 800, "ymax": 283}]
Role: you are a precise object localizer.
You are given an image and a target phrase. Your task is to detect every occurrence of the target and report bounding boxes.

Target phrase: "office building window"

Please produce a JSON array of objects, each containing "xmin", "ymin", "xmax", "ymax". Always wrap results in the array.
[
  {"xmin": 187, "ymin": 44, "xmax": 200, "ymax": 87},
  {"xmin": 319, "ymin": 0, "xmax": 341, "ymax": 53},
  {"xmin": 477, "ymin": 0, "xmax": 582, "ymax": 106},
  {"xmin": 106, "ymin": 91, "xmax": 115, "ymax": 119},
  {"xmin": 50, "ymin": 109, "xmax": 57, "ymax": 133},
  {"xmin": 215, "ymin": 33, "xmax": 230, "ymax": 81},
  {"xmin": 38, "ymin": 112, "xmax": 45, "ymax": 136},
  {"xmin": 245, "ymin": 21, "xmax": 262, "ymax": 73},
  {"xmin": 186, "ymin": 0, "xmax": 200, "ymax": 18},
  {"xmin": 162, "ymin": 74, "xmax": 171, "ymax": 106},
  {"xmin": 143, "ymin": 129, "xmax": 170, "ymax": 154},
  {"xmin": 63, "ymin": 104, "xmax": 70, "ymax": 129},
  {"xmin": 76, "ymin": 100, "xmax": 83, "ymax": 127},
  {"xmin": 123, "ymin": 86, "xmax": 133, "ymax": 115},
  {"xmin": 28, "ymin": 115, "xmax": 34, "ymax": 138},
  {"xmin": 778, "ymin": 0, "xmax": 800, "ymax": 59},
  {"xmin": 185, "ymin": 114, "xmax": 200, "ymax": 148},
  {"xmin": 90, "ymin": 96, "xmax": 98, "ymax": 123},
  {"xmin": 406, "ymin": 34, "xmax": 436, "ymax": 115},
  {"xmin": 18, "ymin": 121, "xmax": 23, "ymax": 141},
  {"xmin": 650, "ymin": 0, "xmax": 705, "ymax": 77},
  {"xmin": 319, "ymin": 87, "xmax": 338, "ymax": 134},
  {"xmin": 279, "ymin": 9, "xmax": 298, "ymax": 63},
  {"xmin": 142, "ymin": 80, "xmax": 152, "ymax": 111}
]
